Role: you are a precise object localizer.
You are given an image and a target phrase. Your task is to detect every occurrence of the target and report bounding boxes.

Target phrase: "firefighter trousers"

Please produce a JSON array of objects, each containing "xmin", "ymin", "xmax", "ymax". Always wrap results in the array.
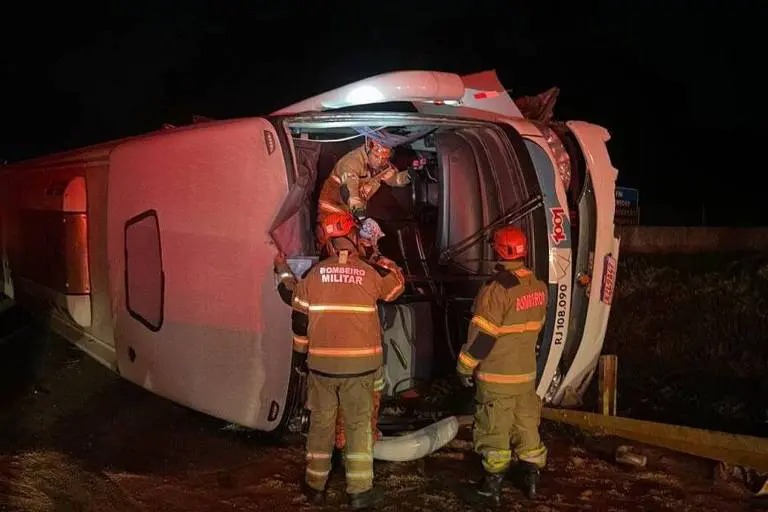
[
  {"xmin": 473, "ymin": 382, "xmax": 548, "ymax": 474},
  {"xmin": 335, "ymin": 366, "xmax": 385, "ymax": 449},
  {"xmin": 305, "ymin": 371, "xmax": 375, "ymax": 495}
]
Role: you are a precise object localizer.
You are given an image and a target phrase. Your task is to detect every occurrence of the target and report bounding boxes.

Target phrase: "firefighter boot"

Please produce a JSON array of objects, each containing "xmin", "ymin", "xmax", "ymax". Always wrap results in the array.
[
  {"xmin": 348, "ymin": 485, "xmax": 384, "ymax": 510},
  {"xmin": 518, "ymin": 461, "xmax": 540, "ymax": 500},
  {"xmin": 462, "ymin": 472, "xmax": 504, "ymax": 506},
  {"xmin": 301, "ymin": 481, "xmax": 327, "ymax": 506}
]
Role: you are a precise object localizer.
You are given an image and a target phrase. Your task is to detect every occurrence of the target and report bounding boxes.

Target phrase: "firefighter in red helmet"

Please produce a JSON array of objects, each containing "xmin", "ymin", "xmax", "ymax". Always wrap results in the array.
[
  {"xmin": 458, "ymin": 225, "xmax": 548, "ymax": 505},
  {"xmin": 291, "ymin": 211, "xmax": 404, "ymax": 509},
  {"xmin": 273, "ymin": 219, "xmax": 388, "ymax": 462}
]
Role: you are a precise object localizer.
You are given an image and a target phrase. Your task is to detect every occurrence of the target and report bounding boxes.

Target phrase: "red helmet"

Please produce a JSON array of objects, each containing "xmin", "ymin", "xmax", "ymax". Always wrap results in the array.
[
  {"xmin": 365, "ymin": 138, "xmax": 394, "ymax": 171},
  {"xmin": 321, "ymin": 211, "xmax": 357, "ymax": 239},
  {"xmin": 492, "ymin": 226, "xmax": 527, "ymax": 260},
  {"xmin": 365, "ymin": 137, "xmax": 393, "ymax": 159}
]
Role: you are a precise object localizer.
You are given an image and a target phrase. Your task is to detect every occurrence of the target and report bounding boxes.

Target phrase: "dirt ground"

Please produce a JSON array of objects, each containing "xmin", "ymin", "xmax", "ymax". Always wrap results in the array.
[{"xmin": 0, "ymin": 316, "xmax": 754, "ymax": 511}]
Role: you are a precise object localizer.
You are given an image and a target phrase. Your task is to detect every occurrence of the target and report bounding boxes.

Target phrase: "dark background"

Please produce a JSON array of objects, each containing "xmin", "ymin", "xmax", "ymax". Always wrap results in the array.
[{"xmin": 1, "ymin": 0, "xmax": 765, "ymax": 225}]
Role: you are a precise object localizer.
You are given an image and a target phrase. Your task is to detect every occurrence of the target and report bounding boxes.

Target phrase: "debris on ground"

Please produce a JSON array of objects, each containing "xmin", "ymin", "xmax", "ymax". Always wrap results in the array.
[{"xmin": 615, "ymin": 445, "xmax": 648, "ymax": 468}]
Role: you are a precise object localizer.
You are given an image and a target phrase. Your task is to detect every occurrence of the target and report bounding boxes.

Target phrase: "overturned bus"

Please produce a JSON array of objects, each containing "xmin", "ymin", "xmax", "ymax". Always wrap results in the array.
[{"xmin": 0, "ymin": 70, "xmax": 619, "ymax": 442}]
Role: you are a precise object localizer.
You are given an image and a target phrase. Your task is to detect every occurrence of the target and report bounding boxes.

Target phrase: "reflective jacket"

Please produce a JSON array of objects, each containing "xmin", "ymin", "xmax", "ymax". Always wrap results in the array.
[
  {"xmin": 457, "ymin": 261, "xmax": 548, "ymax": 393},
  {"xmin": 317, "ymin": 145, "xmax": 411, "ymax": 217},
  {"xmin": 291, "ymin": 251, "xmax": 405, "ymax": 375}
]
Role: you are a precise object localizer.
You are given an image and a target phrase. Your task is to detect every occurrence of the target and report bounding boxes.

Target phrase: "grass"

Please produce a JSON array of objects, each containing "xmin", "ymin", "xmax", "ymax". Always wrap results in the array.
[{"xmin": 602, "ymin": 252, "xmax": 768, "ymax": 436}]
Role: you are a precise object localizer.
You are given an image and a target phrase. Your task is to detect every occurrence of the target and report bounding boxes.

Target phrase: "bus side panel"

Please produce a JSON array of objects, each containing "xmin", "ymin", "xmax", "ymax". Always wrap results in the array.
[
  {"xmin": 0, "ymin": 163, "xmax": 116, "ymax": 367},
  {"xmin": 85, "ymin": 163, "xmax": 116, "ymax": 358},
  {"xmin": 107, "ymin": 118, "xmax": 293, "ymax": 431}
]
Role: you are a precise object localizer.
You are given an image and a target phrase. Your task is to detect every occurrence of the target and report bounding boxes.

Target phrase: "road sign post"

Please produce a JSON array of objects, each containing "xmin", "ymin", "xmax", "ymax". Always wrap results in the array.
[{"xmin": 615, "ymin": 187, "xmax": 639, "ymax": 225}]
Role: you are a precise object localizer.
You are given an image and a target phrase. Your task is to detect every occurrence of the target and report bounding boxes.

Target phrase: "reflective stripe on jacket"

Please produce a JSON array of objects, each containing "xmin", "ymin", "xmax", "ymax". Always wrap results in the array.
[{"xmin": 292, "ymin": 251, "xmax": 405, "ymax": 375}]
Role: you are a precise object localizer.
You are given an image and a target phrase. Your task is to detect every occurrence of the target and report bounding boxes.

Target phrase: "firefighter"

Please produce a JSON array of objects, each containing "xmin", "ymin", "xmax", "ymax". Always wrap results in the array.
[
  {"xmin": 317, "ymin": 136, "xmax": 412, "ymax": 223},
  {"xmin": 457, "ymin": 225, "xmax": 549, "ymax": 505},
  {"xmin": 334, "ymin": 216, "xmax": 387, "ymax": 452},
  {"xmin": 273, "ymin": 229, "xmax": 386, "ymax": 452},
  {"xmin": 291, "ymin": 211, "xmax": 405, "ymax": 509}
]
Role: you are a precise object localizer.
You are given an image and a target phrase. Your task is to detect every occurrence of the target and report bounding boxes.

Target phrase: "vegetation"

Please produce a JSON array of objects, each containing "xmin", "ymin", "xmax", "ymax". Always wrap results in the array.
[{"xmin": 603, "ymin": 252, "xmax": 768, "ymax": 436}]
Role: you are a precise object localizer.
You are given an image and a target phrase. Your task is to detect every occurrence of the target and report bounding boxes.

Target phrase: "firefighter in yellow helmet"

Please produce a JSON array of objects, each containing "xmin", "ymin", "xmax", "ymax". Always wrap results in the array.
[
  {"xmin": 317, "ymin": 136, "xmax": 412, "ymax": 222},
  {"xmin": 457, "ymin": 225, "xmax": 548, "ymax": 505},
  {"xmin": 291, "ymin": 211, "xmax": 405, "ymax": 509}
]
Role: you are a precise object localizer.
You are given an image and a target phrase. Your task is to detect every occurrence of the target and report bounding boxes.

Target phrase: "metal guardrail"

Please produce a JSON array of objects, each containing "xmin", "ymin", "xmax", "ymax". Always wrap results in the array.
[{"xmin": 542, "ymin": 407, "xmax": 768, "ymax": 473}]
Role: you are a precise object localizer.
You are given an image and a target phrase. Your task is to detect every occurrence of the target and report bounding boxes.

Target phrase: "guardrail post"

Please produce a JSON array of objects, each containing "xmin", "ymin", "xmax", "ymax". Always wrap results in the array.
[
  {"xmin": 540, "ymin": 407, "xmax": 768, "ymax": 473},
  {"xmin": 598, "ymin": 354, "xmax": 618, "ymax": 416}
]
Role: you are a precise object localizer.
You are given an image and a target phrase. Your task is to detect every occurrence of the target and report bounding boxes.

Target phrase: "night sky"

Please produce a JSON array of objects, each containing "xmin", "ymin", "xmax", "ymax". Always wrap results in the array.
[{"xmin": 1, "ymin": 1, "xmax": 765, "ymax": 225}]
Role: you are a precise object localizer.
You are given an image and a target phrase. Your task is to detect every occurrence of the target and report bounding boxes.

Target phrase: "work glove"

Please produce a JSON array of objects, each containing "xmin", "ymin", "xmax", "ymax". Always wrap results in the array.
[
  {"xmin": 406, "ymin": 156, "xmax": 428, "ymax": 179},
  {"xmin": 293, "ymin": 352, "xmax": 308, "ymax": 376},
  {"xmin": 372, "ymin": 254, "xmax": 397, "ymax": 270},
  {"xmin": 457, "ymin": 372, "xmax": 474, "ymax": 388},
  {"xmin": 351, "ymin": 205, "xmax": 367, "ymax": 220},
  {"xmin": 273, "ymin": 252, "xmax": 293, "ymax": 277},
  {"xmin": 405, "ymin": 167, "xmax": 420, "ymax": 182}
]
